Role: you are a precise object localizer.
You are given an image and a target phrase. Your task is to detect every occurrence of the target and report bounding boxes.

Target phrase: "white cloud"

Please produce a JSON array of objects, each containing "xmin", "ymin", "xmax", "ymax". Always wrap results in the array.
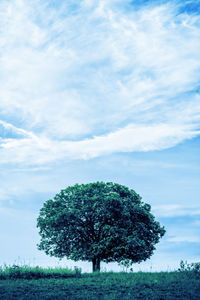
[
  {"xmin": 0, "ymin": 120, "xmax": 34, "ymax": 138},
  {"xmin": 0, "ymin": 0, "xmax": 200, "ymax": 164},
  {"xmin": 0, "ymin": 121, "xmax": 199, "ymax": 164},
  {"xmin": 167, "ymin": 236, "xmax": 200, "ymax": 243},
  {"xmin": 152, "ymin": 204, "xmax": 200, "ymax": 217}
]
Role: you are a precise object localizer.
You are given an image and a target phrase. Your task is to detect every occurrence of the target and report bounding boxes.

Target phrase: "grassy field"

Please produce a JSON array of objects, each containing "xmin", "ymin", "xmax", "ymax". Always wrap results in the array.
[{"xmin": 0, "ymin": 266, "xmax": 200, "ymax": 299}]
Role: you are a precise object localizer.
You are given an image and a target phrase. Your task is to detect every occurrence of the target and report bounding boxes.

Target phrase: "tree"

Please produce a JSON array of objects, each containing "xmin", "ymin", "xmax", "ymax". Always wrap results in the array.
[{"xmin": 37, "ymin": 182, "xmax": 165, "ymax": 272}]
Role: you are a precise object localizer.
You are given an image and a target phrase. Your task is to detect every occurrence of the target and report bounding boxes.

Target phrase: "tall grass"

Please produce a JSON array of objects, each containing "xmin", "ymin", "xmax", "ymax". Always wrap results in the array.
[
  {"xmin": 0, "ymin": 264, "xmax": 81, "ymax": 279},
  {"xmin": 1, "ymin": 260, "xmax": 200, "ymax": 280}
]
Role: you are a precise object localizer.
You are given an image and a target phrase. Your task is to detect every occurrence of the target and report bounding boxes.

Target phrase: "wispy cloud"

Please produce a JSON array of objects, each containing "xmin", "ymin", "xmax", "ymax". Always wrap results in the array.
[
  {"xmin": 167, "ymin": 236, "xmax": 200, "ymax": 243},
  {"xmin": 152, "ymin": 204, "xmax": 200, "ymax": 217},
  {"xmin": 0, "ymin": 121, "xmax": 199, "ymax": 164},
  {"xmin": 0, "ymin": 0, "xmax": 200, "ymax": 164}
]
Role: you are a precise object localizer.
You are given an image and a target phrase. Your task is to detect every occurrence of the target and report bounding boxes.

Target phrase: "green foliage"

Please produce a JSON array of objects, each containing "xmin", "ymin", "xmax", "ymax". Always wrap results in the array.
[
  {"xmin": 0, "ymin": 265, "xmax": 81, "ymax": 280},
  {"xmin": 37, "ymin": 182, "xmax": 165, "ymax": 271},
  {"xmin": 0, "ymin": 271, "xmax": 200, "ymax": 299},
  {"xmin": 178, "ymin": 260, "xmax": 200, "ymax": 278}
]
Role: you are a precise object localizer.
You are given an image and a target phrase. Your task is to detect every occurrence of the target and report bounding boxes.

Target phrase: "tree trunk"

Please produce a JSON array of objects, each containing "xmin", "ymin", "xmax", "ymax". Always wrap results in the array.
[{"xmin": 92, "ymin": 257, "xmax": 101, "ymax": 272}]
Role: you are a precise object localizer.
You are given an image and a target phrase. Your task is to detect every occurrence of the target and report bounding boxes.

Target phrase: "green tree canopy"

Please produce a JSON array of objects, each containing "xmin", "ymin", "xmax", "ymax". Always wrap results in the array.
[{"xmin": 37, "ymin": 182, "xmax": 165, "ymax": 272}]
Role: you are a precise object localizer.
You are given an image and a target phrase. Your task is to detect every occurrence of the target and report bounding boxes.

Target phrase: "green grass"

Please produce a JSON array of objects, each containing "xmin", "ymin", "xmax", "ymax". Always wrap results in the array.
[
  {"xmin": 0, "ymin": 265, "xmax": 81, "ymax": 279},
  {"xmin": 0, "ymin": 267, "xmax": 200, "ymax": 299}
]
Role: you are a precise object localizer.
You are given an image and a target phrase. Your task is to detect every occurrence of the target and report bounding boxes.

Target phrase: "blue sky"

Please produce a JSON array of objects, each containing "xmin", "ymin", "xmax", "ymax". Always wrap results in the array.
[{"xmin": 0, "ymin": 0, "xmax": 200, "ymax": 272}]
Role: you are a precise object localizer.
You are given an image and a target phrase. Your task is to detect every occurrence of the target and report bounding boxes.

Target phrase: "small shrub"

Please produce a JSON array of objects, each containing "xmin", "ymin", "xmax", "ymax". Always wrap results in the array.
[
  {"xmin": 8, "ymin": 265, "xmax": 22, "ymax": 279},
  {"xmin": 74, "ymin": 266, "xmax": 82, "ymax": 277},
  {"xmin": 178, "ymin": 260, "xmax": 200, "ymax": 278}
]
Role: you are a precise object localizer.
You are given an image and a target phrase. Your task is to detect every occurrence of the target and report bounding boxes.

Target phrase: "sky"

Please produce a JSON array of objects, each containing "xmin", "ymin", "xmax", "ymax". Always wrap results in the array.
[{"xmin": 0, "ymin": 0, "xmax": 200, "ymax": 272}]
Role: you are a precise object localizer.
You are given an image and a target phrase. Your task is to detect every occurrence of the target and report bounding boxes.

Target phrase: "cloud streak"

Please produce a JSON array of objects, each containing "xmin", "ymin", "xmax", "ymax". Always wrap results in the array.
[
  {"xmin": 152, "ymin": 204, "xmax": 200, "ymax": 217},
  {"xmin": 0, "ymin": 0, "xmax": 200, "ymax": 164},
  {"xmin": 0, "ymin": 121, "xmax": 199, "ymax": 164}
]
